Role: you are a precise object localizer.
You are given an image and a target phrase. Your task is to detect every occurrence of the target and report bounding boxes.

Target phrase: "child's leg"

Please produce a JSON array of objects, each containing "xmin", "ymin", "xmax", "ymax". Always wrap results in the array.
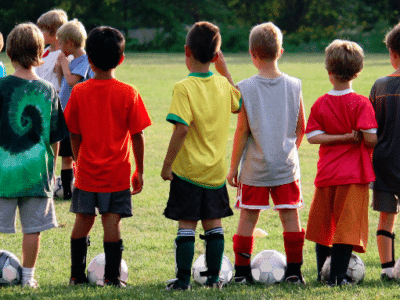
[
  {"xmin": 61, "ymin": 156, "xmax": 74, "ymax": 199},
  {"xmin": 201, "ymin": 218, "xmax": 225, "ymax": 285},
  {"xmin": 173, "ymin": 220, "xmax": 197, "ymax": 288},
  {"xmin": 328, "ymin": 244, "xmax": 353, "ymax": 285},
  {"xmin": 102, "ymin": 213, "xmax": 123, "ymax": 286},
  {"xmin": 70, "ymin": 213, "xmax": 95, "ymax": 283},
  {"xmin": 377, "ymin": 212, "xmax": 397, "ymax": 278},
  {"xmin": 279, "ymin": 209, "xmax": 305, "ymax": 281},
  {"xmin": 22, "ymin": 232, "xmax": 40, "ymax": 286},
  {"xmin": 315, "ymin": 243, "xmax": 331, "ymax": 281},
  {"xmin": 233, "ymin": 209, "xmax": 259, "ymax": 280}
]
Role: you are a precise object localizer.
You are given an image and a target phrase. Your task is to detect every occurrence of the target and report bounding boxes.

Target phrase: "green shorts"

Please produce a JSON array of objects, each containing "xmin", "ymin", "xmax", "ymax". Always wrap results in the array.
[{"xmin": 0, "ymin": 197, "xmax": 57, "ymax": 234}]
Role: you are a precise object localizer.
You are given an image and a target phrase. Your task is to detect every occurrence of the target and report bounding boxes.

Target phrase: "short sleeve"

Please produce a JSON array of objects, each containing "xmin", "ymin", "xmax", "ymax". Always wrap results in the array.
[
  {"xmin": 72, "ymin": 59, "xmax": 91, "ymax": 80},
  {"xmin": 231, "ymin": 83, "xmax": 242, "ymax": 113},
  {"xmin": 64, "ymin": 88, "xmax": 80, "ymax": 135},
  {"xmin": 305, "ymin": 102, "xmax": 324, "ymax": 134},
  {"xmin": 166, "ymin": 83, "xmax": 192, "ymax": 126},
  {"xmin": 128, "ymin": 88, "xmax": 152, "ymax": 135},
  {"xmin": 356, "ymin": 98, "xmax": 378, "ymax": 131},
  {"xmin": 50, "ymin": 88, "xmax": 69, "ymax": 144}
]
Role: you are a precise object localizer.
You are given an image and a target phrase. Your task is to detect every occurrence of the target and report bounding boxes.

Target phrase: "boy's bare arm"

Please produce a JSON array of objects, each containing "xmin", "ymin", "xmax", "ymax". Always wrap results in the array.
[
  {"xmin": 70, "ymin": 133, "xmax": 82, "ymax": 161},
  {"xmin": 295, "ymin": 95, "xmax": 306, "ymax": 149},
  {"xmin": 161, "ymin": 123, "xmax": 189, "ymax": 181},
  {"xmin": 308, "ymin": 130, "xmax": 361, "ymax": 145},
  {"xmin": 51, "ymin": 142, "xmax": 60, "ymax": 169},
  {"xmin": 362, "ymin": 132, "xmax": 377, "ymax": 148},
  {"xmin": 214, "ymin": 51, "xmax": 236, "ymax": 87},
  {"xmin": 227, "ymin": 105, "xmax": 250, "ymax": 187},
  {"xmin": 131, "ymin": 131, "xmax": 145, "ymax": 195},
  {"xmin": 58, "ymin": 52, "xmax": 83, "ymax": 86}
]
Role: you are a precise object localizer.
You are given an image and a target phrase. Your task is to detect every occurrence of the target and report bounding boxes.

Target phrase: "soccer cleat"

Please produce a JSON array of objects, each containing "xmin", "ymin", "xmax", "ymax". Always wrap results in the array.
[
  {"xmin": 21, "ymin": 279, "xmax": 38, "ymax": 289},
  {"xmin": 104, "ymin": 278, "xmax": 127, "ymax": 288},
  {"xmin": 285, "ymin": 274, "xmax": 306, "ymax": 285},
  {"xmin": 381, "ymin": 273, "xmax": 395, "ymax": 282},
  {"xmin": 204, "ymin": 280, "xmax": 225, "ymax": 290},
  {"xmin": 165, "ymin": 278, "xmax": 191, "ymax": 291},
  {"xmin": 234, "ymin": 275, "xmax": 254, "ymax": 285},
  {"xmin": 326, "ymin": 275, "xmax": 354, "ymax": 287},
  {"xmin": 69, "ymin": 277, "xmax": 89, "ymax": 286}
]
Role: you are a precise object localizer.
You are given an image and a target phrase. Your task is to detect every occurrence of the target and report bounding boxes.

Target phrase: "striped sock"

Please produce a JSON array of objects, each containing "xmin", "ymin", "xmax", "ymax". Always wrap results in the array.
[
  {"xmin": 175, "ymin": 229, "xmax": 195, "ymax": 286},
  {"xmin": 204, "ymin": 227, "xmax": 224, "ymax": 284}
]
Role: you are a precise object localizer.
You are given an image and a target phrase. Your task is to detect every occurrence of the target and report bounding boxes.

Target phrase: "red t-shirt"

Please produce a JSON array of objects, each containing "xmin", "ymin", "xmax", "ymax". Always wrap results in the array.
[
  {"xmin": 306, "ymin": 90, "xmax": 377, "ymax": 187},
  {"xmin": 64, "ymin": 79, "xmax": 152, "ymax": 192}
]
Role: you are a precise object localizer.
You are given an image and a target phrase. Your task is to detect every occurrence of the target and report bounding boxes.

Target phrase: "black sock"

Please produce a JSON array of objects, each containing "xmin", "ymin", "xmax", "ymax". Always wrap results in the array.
[
  {"xmin": 104, "ymin": 239, "xmax": 123, "ymax": 284},
  {"xmin": 61, "ymin": 169, "xmax": 73, "ymax": 198},
  {"xmin": 316, "ymin": 243, "xmax": 331, "ymax": 280},
  {"xmin": 329, "ymin": 244, "xmax": 353, "ymax": 284},
  {"xmin": 71, "ymin": 236, "xmax": 90, "ymax": 282}
]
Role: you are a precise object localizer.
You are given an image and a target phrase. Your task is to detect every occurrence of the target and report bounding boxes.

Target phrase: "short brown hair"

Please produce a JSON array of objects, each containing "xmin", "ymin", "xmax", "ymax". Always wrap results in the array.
[
  {"xmin": 186, "ymin": 21, "xmax": 221, "ymax": 64},
  {"xmin": 57, "ymin": 19, "xmax": 87, "ymax": 48},
  {"xmin": 325, "ymin": 39, "xmax": 364, "ymax": 83},
  {"xmin": 37, "ymin": 9, "xmax": 68, "ymax": 36},
  {"xmin": 385, "ymin": 22, "xmax": 400, "ymax": 55},
  {"xmin": 7, "ymin": 23, "xmax": 44, "ymax": 68},
  {"xmin": 249, "ymin": 22, "xmax": 282, "ymax": 61}
]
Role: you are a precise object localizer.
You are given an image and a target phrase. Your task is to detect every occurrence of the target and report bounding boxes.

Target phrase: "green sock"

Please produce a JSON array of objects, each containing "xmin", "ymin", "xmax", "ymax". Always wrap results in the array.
[
  {"xmin": 203, "ymin": 227, "xmax": 224, "ymax": 285},
  {"xmin": 175, "ymin": 233, "xmax": 195, "ymax": 285}
]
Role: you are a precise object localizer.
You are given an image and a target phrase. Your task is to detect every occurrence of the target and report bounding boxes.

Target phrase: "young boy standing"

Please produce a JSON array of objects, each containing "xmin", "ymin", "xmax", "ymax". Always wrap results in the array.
[
  {"xmin": 161, "ymin": 21, "xmax": 241, "ymax": 290},
  {"xmin": 64, "ymin": 26, "xmax": 151, "ymax": 287},
  {"xmin": 56, "ymin": 19, "xmax": 93, "ymax": 200},
  {"xmin": 370, "ymin": 22, "xmax": 400, "ymax": 281},
  {"xmin": 36, "ymin": 9, "xmax": 68, "ymax": 92},
  {"xmin": 305, "ymin": 39, "xmax": 377, "ymax": 286},
  {"xmin": 0, "ymin": 23, "xmax": 69, "ymax": 288},
  {"xmin": 227, "ymin": 22, "xmax": 306, "ymax": 285}
]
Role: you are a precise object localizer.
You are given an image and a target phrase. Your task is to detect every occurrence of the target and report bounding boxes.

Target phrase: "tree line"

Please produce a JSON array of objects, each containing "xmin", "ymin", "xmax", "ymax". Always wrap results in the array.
[{"xmin": 1, "ymin": 0, "xmax": 399, "ymax": 52}]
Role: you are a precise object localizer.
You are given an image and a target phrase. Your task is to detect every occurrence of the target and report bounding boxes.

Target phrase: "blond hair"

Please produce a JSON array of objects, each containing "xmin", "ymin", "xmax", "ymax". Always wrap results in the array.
[
  {"xmin": 249, "ymin": 22, "xmax": 283, "ymax": 61},
  {"xmin": 37, "ymin": 9, "xmax": 68, "ymax": 36},
  {"xmin": 56, "ymin": 19, "xmax": 87, "ymax": 48},
  {"xmin": 385, "ymin": 22, "xmax": 400, "ymax": 55},
  {"xmin": 6, "ymin": 23, "xmax": 44, "ymax": 68},
  {"xmin": 325, "ymin": 39, "xmax": 364, "ymax": 83}
]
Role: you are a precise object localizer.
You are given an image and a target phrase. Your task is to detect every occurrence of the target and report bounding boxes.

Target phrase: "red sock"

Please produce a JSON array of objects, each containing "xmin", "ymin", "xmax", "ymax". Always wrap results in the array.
[
  {"xmin": 283, "ymin": 229, "xmax": 305, "ymax": 264},
  {"xmin": 233, "ymin": 234, "xmax": 255, "ymax": 266}
]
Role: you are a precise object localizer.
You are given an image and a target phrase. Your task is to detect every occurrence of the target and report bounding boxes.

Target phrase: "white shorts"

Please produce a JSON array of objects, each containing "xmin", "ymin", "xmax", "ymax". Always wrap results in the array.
[{"xmin": 0, "ymin": 197, "xmax": 58, "ymax": 234}]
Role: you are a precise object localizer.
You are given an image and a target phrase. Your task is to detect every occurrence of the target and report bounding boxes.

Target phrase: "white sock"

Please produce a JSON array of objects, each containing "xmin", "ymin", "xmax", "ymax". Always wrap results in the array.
[
  {"xmin": 383, "ymin": 267, "xmax": 394, "ymax": 278},
  {"xmin": 22, "ymin": 267, "xmax": 35, "ymax": 282}
]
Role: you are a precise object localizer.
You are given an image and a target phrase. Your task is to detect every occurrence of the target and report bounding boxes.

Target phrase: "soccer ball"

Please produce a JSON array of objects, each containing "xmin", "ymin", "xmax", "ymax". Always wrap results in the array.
[
  {"xmin": 87, "ymin": 253, "xmax": 128, "ymax": 286},
  {"xmin": 0, "ymin": 250, "xmax": 22, "ymax": 286},
  {"xmin": 250, "ymin": 250, "xmax": 286, "ymax": 285},
  {"xmin": 192, "ymin": 254, "xmax": 233, "ymax": 285},
  {"xmin": 321, "ymin": 253, "xmax": 365, "ymax": 283},
  {"xmin": 390, "ymin": 258, "xmax": 400, "ymax": 281},
  {"xmin": 53, "ymin": 175, "xmax": 75, "ymax": 198}
]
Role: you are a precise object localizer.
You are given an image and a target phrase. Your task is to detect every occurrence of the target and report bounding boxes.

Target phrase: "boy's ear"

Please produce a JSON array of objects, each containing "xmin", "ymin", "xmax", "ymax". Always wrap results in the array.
[
  {"xmin": 118, "ymin": 54, "xmax": 125, "ymax": 65},
  {"xmin": 211, "ymin": 51, "xmax": 219, "ymax": 63},
  {"xmin": 184, "ymin": 45, "xmax": 191, "ymax": 57}
]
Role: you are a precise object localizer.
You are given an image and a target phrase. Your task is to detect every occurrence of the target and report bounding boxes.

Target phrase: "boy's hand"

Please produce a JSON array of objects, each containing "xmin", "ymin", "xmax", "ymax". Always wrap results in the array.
[
  {"xmin": 214, "ymin": 51, "xmax": 229, "ymax": 77},
  {"xmin": 227, "ymin": 169, "xmax": 239, "ymax": 187},
  {"xmin": 131, "ymin": 171, "xmax": 143, "ymax": 195},
  {"xmin": 161, "ymin": 164, "xmax": 173, "ymax": 181},
  {"xmin": 344, "ymin": 130, "xmax": 362, "ymax": 143}
]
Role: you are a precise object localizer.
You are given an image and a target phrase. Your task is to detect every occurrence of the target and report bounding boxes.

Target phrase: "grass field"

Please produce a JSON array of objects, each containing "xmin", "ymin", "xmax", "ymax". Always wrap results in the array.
[{"xmin": 0, "ymin": 52, "xmax": 398, "ymax": 299}]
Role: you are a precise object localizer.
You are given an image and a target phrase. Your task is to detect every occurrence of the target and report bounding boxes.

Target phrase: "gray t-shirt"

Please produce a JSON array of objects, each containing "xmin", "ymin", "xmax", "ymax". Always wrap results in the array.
[{"xmin": 237, "ymin": 74, "xmax": 302, "ymax": 186}]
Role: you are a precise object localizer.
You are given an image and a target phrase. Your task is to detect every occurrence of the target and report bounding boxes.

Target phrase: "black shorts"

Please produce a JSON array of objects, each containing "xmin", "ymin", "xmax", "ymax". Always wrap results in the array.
[
  {"xmin": 70, "ymin": 188, "xmax": 133, "ymax": 218},
  {"xmin": 372, "ymin": 189, "xmax": 400, "ymax": 213},
  {"xmin": 163, "ymin": 174, "xmax": 233, "ymax": 221},
  {"xmin": 58, "ymin": 135, "xmax": 73, "ymax": 157}
]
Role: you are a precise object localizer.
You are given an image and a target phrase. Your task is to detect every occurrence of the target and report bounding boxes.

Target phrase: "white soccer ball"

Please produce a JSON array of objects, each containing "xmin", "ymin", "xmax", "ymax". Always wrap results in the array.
[
  {"xmin": 53, "ymin": 175, "xmax": 75, "ymax": 198},
  {"xmin": 0, "ymin": 250, "xmax": 22, "ymax": 286},
  {"xmin": 192, "ymin": 254, "xmax": 233, "ymax": 285},
  {"xmin": 391, "ymin": 258, "xmax": 400, "ymax": 282},
  {"xmin": 250, "ymin": 250, "xmax": 286, "ymax": 285},
  {"xmin": 321, "ymin": 253, "xmax": 365, "ymax": 283},
  {"xmin": 87, "ymin": 253, "xmax": 128, "ymax": 286}
]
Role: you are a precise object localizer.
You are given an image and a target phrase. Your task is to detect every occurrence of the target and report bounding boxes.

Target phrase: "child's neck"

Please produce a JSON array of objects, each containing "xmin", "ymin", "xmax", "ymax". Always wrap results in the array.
[
  {"xmin": 72, "ymin": 48, "xmax": 86, "ymax": 59},
  {"xmin": 92, "ymin": 69, "xmax": 115, "ymax": 80},
  {"xmin": 257, "ymin": 61, "xmax": 282, "ymax": 79},
  {"xmin": 332, "ymin": 81, "xmax": 352, "ymax": 91},
  {"xmin": 12, "ymin": 62, "xmax": 39, "ymax": 80}
]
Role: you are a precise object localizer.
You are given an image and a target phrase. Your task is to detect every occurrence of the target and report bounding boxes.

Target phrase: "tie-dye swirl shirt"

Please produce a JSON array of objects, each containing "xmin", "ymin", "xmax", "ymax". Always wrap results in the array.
[{"xmin": 0, "ymin": 75, "xmax": 69, "ymax": 198}]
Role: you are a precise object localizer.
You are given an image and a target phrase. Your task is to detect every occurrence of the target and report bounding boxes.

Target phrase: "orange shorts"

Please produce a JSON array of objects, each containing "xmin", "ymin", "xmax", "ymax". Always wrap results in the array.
[
  {"xmin": 235, "ymin": 180, "xmax": 303, "ymax": 210},
  {"xmin": 305, "ymin": 184, "xmax": 369, "ymax": 253}
]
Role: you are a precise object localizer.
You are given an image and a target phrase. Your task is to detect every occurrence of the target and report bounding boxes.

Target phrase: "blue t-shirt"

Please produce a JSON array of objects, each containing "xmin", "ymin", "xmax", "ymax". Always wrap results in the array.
[
  {"xmin": 59, "ymin": 54, "xmax": 93, "ymax": 109},
  {"xmin": 0, "ymin": 61, "xmax": 6, "ymax": 78}
]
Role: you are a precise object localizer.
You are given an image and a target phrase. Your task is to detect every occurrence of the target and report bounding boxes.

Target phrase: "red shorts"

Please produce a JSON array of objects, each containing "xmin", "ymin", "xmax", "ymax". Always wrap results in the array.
[{"xmin": 235, "ymin": 180, "xmax": 303, "ymax": 210}]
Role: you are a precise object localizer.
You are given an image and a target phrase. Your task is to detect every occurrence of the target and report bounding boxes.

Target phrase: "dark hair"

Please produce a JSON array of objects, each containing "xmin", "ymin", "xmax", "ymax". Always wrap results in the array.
[
  {"xmin": 385, "ymin": 22, "xmax": 400, "ymax": 55},
  {"xmin": 186, "ymin": 21, "xmax": 221, "ymax": 64},
  {"xmin": 86, "ymin": 26, "xmax": 125, "ymax": 71}
]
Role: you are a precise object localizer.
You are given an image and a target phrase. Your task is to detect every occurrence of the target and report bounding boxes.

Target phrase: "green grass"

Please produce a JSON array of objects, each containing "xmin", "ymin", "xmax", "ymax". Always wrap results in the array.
[{"xmin": 0, "ymin": 52, "xmax": 398, "ymax": 299}]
